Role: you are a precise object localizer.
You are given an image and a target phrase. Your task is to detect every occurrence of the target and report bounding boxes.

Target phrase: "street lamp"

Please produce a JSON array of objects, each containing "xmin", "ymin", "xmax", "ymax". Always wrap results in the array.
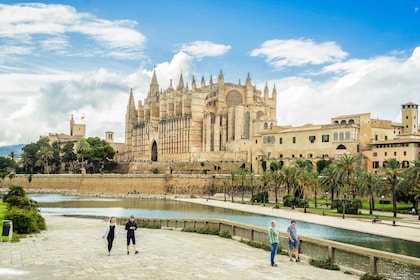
[
  {"xmin": 381, "ymin": 195, "xmax": 384, "ymax": 212},
  {"xmin": 342, "ymin": 195, "xmax": 347, "ymax": 219},
  {"xmin": 326, "ymin": 191, "xmax": 329, "ymax": 207}
]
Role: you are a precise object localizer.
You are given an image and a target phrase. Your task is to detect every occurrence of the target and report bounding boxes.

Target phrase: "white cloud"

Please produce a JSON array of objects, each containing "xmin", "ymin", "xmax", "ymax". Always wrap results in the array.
[
  {"xmin": 250, "ymin": 38, "xmax": 348, "ymax": 68},
  {"xmin": 257, "ymin": 47, "xmax": 420, "ymax": 127},
  {"xmin": 0, "ymin": 3, "xmax": 146, "ymax": 60},
  {"xmin": 177, "ymin": 41, "xmax": 231, "ymax": 59}
]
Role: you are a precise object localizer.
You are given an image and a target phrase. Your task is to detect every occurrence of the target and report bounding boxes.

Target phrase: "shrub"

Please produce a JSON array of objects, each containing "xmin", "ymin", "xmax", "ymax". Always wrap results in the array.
[
  {"xmin": 310, "ymin": 258, "xmax": 340, "ymax": 270},
  {"xmin": 283, "ymin": 195, "xmax": 293, "ymax": 207},
  {"xmin": 182, "ymin": 226, "xmax": 219, "ymax": 235},
  {"xmin": 138, "ymin": 221, "xmax": 161, "ymax": 229},
  {"xmin": 4, "ymin": 208, "xmax": 46, "ymax": 234},
  {"xmin": 240, "ymin": 239, "xmax": 283, "ymax": 254},
  {"xmin": 337, "ymin": 199, "xmax": 362, "ymax": 215},
  {"xmin": 150, "ymin": 168, "xmax": 160, "ymax": 174},
  {"xmin": 360, "ymin": 273, "xmax": 387, "ymax": 280},
  {"xmin": 219, "ymin": 230, "xmax": 232, "ymax": 238},
  {"xmin": 251, "ymin": 191, "xmax": 269, "ymax": 203}
]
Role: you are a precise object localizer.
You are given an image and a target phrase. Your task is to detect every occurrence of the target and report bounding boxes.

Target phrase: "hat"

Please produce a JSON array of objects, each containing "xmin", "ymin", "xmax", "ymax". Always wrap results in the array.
[{"xmin": 130, "ymin": 215, "xmax": 134, "ymax": 218}]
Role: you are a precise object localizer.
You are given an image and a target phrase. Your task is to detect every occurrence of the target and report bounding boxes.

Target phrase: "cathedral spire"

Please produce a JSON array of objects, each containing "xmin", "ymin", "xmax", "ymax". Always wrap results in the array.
[
  {"xmin": 218, "ymin": 69, "xmax": 224, "ymax": 84},
  {"xmin": 209, "ymin": 74, "xmax": 213, "ymax": 85},
  {"xmin": 149, "ymin": 70, "xmax": 159, "ymax": 97},
  {"xmin": 201, "ymin": 76, "xmax": 206, "ymax": 88},
  {"xmin": 245, "ymin": 72, "xmax": 252, "ymax": 89},
  {"xmin": 127, "ymin": 88, "xmax": 136, "ymax": 112},
  {"xmin": 192, "ymin": 75, "xmax": 197, "ymax": 90},
  {"xmin": 177, "ymin": 72, "xmax": 184, "ymax": 90}
]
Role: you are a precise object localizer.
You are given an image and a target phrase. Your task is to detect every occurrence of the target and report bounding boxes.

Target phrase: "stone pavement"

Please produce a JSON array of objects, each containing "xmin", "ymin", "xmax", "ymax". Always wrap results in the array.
[
  {"xmin": 176, "ymin": 198, "xmax": 420, "ymax": 242},
  {"xmin": 0, "ymin": 215, "xmax": 360, "ymax": 280}
]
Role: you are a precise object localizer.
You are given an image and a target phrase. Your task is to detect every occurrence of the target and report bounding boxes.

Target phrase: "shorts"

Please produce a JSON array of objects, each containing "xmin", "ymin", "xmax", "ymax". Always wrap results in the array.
[
  {"xmin": 288, "ymin": 239, "xmax": 298, "ymax": 249},
  {"xmin": 127, "ymin": 234, "xmax": 136, "ymax": 246}
]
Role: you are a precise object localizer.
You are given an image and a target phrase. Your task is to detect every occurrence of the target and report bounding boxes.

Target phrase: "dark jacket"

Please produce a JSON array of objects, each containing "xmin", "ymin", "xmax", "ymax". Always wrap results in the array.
[{"xmin": 125, "ymin": 220, "xmax": 137, "ymax": 236}]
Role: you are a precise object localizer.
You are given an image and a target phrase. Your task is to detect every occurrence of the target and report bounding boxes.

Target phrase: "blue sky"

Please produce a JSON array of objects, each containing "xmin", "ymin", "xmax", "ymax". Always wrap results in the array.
[{"xmin": 1, "ymin": 1, "xmax": 420, "ymax": 146}]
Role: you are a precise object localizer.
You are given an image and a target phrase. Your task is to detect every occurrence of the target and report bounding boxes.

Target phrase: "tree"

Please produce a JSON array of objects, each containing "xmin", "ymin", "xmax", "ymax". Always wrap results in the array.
[
  {"xmin": 77, "ymin": 137, "xmax": 115, "ymax": 173},
  {"xmin": 61, "ymin": 142, "xmax": 77, "ymax": 172},
  {"xmin": 293, "ymin": 159, "xmax": 313, "ymax": 198},
  {"xmin": 280, "ymin": 167, "xmax": 297, "ymax": 195},
  {"xmin": 359, "ymin": 171, "xmax": 380, "ymax": 214},
  {"xmin": 382, "ymin": 158, "xmax": 403, "ymax": 218},
  {"xmin": 333, "ymin": 154, "xmax": 361, "ymax": 199},
  {"xmin": 319, "ymin": 165, "xmax": 337, "ymax": 208},
  {"xmin": 403, "ymin": 157, "xmax": 420, "ymax": 214},
  {"xmin": 259, "ymin": 171, "xmax": 271, "ymax": 206},
  {"xmin": 37, "ymin": 146, "xmax": 53, "ymax": 174}
]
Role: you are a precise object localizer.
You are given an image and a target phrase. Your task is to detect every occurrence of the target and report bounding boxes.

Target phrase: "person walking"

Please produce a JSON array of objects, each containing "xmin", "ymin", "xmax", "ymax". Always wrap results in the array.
[
  {"xmin": 268, "ymin": 220, "xmax": 279, "ymax": 267},
  {"xmin": 125, "ymin": 215, "xmax": 139, "ymax": 255},
  {"xmin": 103, "ymin": 216, "xmax": 118, "ymax": 256},
  {"xmin": 287, "ymin": 220, "xmax": 300, "ymax": 262}
]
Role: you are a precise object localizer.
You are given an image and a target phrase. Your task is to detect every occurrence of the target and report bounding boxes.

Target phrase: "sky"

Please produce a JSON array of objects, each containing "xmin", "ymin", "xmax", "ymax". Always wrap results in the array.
[{"xmin": 1, "ymin": 0, "xmax": 420, "ymax": 146}]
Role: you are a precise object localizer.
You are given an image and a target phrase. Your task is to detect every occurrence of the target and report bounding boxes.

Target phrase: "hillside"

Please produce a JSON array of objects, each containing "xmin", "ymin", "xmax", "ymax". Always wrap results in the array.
[{"xmin": 0, "ymin": 144, "xmax": 25, "ymax": 157}]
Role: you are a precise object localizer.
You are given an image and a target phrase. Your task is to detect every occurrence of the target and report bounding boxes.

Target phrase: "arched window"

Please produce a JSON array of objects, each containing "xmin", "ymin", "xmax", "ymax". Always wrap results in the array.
[
  {"xmin": 348, "ymin": 119, "xmax": 355, "ymax": 124},
  {"xmin": 333, "ymin": 132, "xmax": 338, "ymax": 141},
  {"xmin": 340, "ymin": 120, "xmax": 347, "ymax": 125},
  {"xmin": 339, "ymin": 132, "xmax": 344, "ymax": 140},
  {"xmin": 336, "ymin": 144, "xmax": 347, "ymax": 150},
  {"xmin": 264, "ymin": 123, "xmax": 268, "ymax": 129}
]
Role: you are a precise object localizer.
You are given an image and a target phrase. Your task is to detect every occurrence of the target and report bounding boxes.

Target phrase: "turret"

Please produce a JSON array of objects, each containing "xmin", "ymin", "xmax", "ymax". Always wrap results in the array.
[
  {"xmin": 177, "ymin": 72, "xmax": 184, "ymax": 91},
  {"xmin": 218, "ymin": 69, "xmax": 224, "ymax": 84},
  {"xmin": 148, "ymin": 70, "xmax": 159, "ymax": 97},
  {"xmin": 192, "ymin": 75, "xmax": 197, "ymax": 91},
  {"xmin": 201, "ymin": 76, "xmax": 206, "ymax": 89}
]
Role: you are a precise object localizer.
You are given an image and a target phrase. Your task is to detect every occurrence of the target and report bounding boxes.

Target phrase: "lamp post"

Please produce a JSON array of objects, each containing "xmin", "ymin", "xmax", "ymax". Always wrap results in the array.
[
  {"xmin": 342, "ymin": 195, "xmax": 346, "ymax": 219},
  {"xmin": 326, "ymin": 191, "xmax": 329, "ymax": 207},
  {"xmin": 381, "ymin": 195, "xmax": 384, "ymax": 212}
]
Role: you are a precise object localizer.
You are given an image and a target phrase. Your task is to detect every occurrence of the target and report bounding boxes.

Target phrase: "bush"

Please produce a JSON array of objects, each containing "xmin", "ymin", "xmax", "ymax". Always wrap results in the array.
[
  {"xmin": 182, "ymin": 226, "xmax": 220, "ymax": 235},
  {"xmin": 150, "ymin": 168, "xmax": 160, "ymax": 174},
  {"xmin": 310, "ymin": 258, "xmax": 340, "ymax": 270},
  {"xmin": 137, "ymin": 221, "xmax": 161, "ymax": 229},
  {"xmin": 240, "ymin": 239, "xmax": 283, "ymax": 254},
  {"xmin": 337, "ymin": 199, "xmax": 362, "ymax": 215},
  {"xmin": 219, "ymin": 230, "xmax": 232, "ymax": 239},
  {"xmin": 251, "ymin": 191, "xmax": 269, "ymax": 203},
  {"xmin": 360, "ymin": 273, "xmax": 387, "ymax": 280},
  {"xmin": 283, "ymin": 195, "xmax": 293, "ymax": 207},
  {"xmin": 4, "ymin": 208, "xmax": 46, "ymax": 234}
]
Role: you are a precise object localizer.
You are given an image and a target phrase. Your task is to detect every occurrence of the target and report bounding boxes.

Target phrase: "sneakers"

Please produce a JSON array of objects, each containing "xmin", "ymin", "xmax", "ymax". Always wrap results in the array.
[
  {"xmin": 290, "ymin": 258, "xmax": 294, "ymax": 262},
  {"xmin": 127, "ymin": 251, "xmax": 129, "ymax": 255},
  {"xmin": 135, "ymin": 251, "xmax": 139, "ymax": 255},
  {"xmin": 271, "ymin": 263, "xmax": 278, "ymax": 267},
  {"xmin": 295, "ymin": 259, "xmax": 301, "ymax": 262}
]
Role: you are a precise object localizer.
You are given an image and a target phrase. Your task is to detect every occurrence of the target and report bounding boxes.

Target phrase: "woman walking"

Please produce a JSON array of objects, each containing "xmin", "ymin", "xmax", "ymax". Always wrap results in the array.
[{"xmin": 103, "ymin": 217, "xmax": 118, "ymax": 256}]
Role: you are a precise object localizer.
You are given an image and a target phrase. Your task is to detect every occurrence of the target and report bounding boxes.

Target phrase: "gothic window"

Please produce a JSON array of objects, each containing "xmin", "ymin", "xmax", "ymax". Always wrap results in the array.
[
  {"xmin": 226, "ymin": 90, "xmax": 243, "ymax": 107},
  {"xmin": 245, "ymin": 112, "xmax": 250, "ymax": 139}
]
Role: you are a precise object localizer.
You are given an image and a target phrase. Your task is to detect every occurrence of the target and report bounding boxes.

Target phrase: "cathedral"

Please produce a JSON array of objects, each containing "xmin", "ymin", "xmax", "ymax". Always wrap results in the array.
[{"xmin": 125, "ymin": 70, "xmax": 277, "ymax": 165}]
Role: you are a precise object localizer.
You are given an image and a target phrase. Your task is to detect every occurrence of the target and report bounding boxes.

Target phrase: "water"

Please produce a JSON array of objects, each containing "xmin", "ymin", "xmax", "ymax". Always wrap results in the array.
[{"xmin": 29, "ymin": 193, "xmax": 420, "ymax": 258}]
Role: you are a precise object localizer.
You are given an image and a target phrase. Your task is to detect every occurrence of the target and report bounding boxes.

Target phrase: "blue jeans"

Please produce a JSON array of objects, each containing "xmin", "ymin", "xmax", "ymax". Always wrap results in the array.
[{"xmin": 270, "ymin": 242, "xmax": 278, "ymax": 265}]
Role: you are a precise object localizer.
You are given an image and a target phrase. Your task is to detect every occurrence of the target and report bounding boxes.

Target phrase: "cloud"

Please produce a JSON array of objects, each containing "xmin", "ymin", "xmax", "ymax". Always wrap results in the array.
[
  {"xmin": 250, "ymin": 38, "xmax": 348, "ymax": 69},
  {"xmin": 0, "ymin": 3, "xmax": 146, "ymax": 60},
  {"xmin": 257, "ymin": 47, "xmax": 420, "ymax": 127},
  {"xmin": 177, "ymin": 41, "xmax": 231, "ymax": 59}
]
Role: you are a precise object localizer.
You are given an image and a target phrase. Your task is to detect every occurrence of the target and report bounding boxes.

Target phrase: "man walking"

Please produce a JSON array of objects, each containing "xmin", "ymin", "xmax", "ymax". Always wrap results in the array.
[
  {"xmin": 287, "ymin": 220, "xmax": 300, "ymax": 262},
  {"xmin": 268, "ymin": 220, "xmax": 279, "ymax": 267},
  {"xmin": 125, "ymin": 215, "xmax": 139, "ymax": 255}
]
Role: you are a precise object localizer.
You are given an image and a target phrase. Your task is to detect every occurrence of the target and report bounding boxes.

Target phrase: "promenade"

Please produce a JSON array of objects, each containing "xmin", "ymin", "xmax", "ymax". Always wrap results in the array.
[{"xmin": 0, "ymin": 215, "xmax": 360, "ymax": 280}]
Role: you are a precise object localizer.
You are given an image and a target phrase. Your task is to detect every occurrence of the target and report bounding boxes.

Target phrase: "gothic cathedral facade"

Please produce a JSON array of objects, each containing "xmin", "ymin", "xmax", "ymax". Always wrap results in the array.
[{"xmin": 125, "ymin": 70, "xmax": 277, "ymax": 164}]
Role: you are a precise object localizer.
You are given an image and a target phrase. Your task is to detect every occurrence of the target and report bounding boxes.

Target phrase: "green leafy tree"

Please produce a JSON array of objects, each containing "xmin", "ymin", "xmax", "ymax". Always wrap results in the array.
[
  {"xmin": 61, "ymin": 142, "xmax": 77, "ymax": 172},
  {"xmin": 403, "ymin": 157, "xmax": 420, "ymax": 214},
  {"xmin": 37, "ymin": 146, "xmax": 53, "ymax": 174},
  {"xmin": 0, "ymin": 156, "xmax": 14, "ymax": 171},
  {"xmin": 382, "ymin": 158, "xmax": 403, "ymax": 218},
  {"xmin": 77, "ymin": 137, "xmax": 115, "ymax": 173}
]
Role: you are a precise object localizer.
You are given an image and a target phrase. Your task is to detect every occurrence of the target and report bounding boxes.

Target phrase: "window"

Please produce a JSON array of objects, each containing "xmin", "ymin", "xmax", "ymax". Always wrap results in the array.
[
  {"xmin": 264, "ymin": 122, "xmax": 268, "ymax": 129},
  {"xmin": 309, "ymin": 136, "xmax": 316, "ymax": 143},
  {"xmin": 394, "ymin": 151, "xmax": 397, "ymax": 156},
  {"xmin": 404, "ymin": 151, "xmax": 407, "ymax": 156},
  {"xmin": 339, "ymin": 132, "xmax": 344, "ymax": 140},
  {"xmin": 268, "ymin": 152, "xmax": 271, "ymax": 159},
  {"xmin": 345, "ymin": 131, "xmax": 350, "ymax": 140},
  {"xmin": 292, "ymin": 136, "xmax": 296, "ymax": 144},
  {"xmin": 385, "ymin": 136, "xmax": 388, "ymax": 140},
  {"xmin": 279, "ymin": 154, "xmax": 283, "ymax": 158},
  {"xmin": 372, "ymin": 161, "xmax": 379, "ymax": 169},
  {"xmin": 322, "ymin": 135, "xmax": 329, "ymax": 142},
  {"xmin": 373, "ymin": 152, "xmax": 377, "ymax": 157},
  {"xmin": 375, "ymin": 135, "xmax": 378, "ymax": 141},
  {"xmin": 384, "ymin": 152, "xmax": 387, "ymax": 156},
  {"xmin": 292, "ymin": 154, "xmax": 295, "ymax": 158},
  {"xmin": 333, "ymin": 132, "xmax": 338, "ymax": 141},
  {"xmin": 255, "ymin": 140, "xmax": 258, "ymax": 144},
  {"xmin": 279, "ymin": 137, "xmax": 283, "ymax": 144},
  {"xmin": 299, "ymin": 154, "xmax": 303, "ymax": 158}
]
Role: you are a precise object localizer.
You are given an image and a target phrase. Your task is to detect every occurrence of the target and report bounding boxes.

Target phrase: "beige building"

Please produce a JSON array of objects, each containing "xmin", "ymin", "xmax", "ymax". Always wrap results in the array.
[
  {"xmin": 44, "ymin": 115, "xmax": 86, "ymax": 143},
  {"xmin": 124, "ymin": 70, "xmax": 277, "ymax": 171},
  {"xmin": 255, "ymin": 102, "xmax": 419, "ymax": 173}
]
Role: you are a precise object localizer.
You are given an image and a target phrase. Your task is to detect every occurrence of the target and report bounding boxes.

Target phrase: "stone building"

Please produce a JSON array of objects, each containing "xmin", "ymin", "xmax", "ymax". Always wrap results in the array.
[
  {"xmin": 44, "ymin": 115, "xmax": 86, "ymax": 143},
  {"xmin": 124, "ymin": 70, "xmax": 277, "ymax": 171},
  {"xmin": 254, "ymin": 102, "xmax": 419, "ymax": 173}
]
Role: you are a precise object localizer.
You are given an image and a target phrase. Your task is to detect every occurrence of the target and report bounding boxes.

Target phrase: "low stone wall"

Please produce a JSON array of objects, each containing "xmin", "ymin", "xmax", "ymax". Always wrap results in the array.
[{"xmin": 0, "ymin": 173, "xmax": 232, "ymax": 196}]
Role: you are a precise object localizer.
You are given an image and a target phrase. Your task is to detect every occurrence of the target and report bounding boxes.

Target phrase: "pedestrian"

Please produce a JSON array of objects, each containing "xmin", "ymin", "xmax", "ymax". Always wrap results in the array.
[
  {"xmin": 287, "ymin": 220, "xmax": 300, "ymax": 262},
  {"xmin": 268, "ymin": 220, "xmax": 279, "ymax": 267},
  {"xmin": 125, "ymin": 215, "xmax": 139, "ymax": 255},
  {"xmin": 103, "ymin": 216, "xmax": 118, "ymax": 256}
]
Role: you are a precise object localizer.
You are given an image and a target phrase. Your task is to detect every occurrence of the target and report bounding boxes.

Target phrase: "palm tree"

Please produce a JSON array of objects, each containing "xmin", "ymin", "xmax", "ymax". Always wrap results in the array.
[
  {"xmin": 259, "ymin": 171, "xmax": 271, "ymax": 206},
  {"xmin": 271, "ymin": 169, "xmax": 282, "ymax": 204},
  {"xmin": 293, "ymin": 159, "xmax": 313, "ymax": 198},
  {"xmin": 403, "ymin": 157, "xmax": 420, "ymax": 214},
  {"xmin": 359, "ymin": 171, "xmax": 380, "ymax": 214},
  {"xmin": 37, "ymin": 146, "xmax": 53, "ymax": 174},
  {"xmin": 21, "ymin": 153, "xmax": 33, "ymax": 174},
  {"xmin": 8, "ymin": 151, "xmax": 16, "ymax": 165},
  {"xmin": 75, "ymin": 139, "xmax": 90, "ymax": 170},
  {"xmin": 334, "ymin": 154, "xmax": 361, "ymax": 199},
  {"xmin": 280, "ymin": 166, "xmax": 297, "ymax": 195},
  {"xmin": 319, "ymin": 165, "xmax": 338, "ymax": 208},
  {"xmin": 382, "ymin": 158, "xmax": 403, "ymax": 218}
]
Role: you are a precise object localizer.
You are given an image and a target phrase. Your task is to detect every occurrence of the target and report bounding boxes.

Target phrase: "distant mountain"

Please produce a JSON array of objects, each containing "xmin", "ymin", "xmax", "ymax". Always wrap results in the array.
[{"xmin": 0, "ymin": 144, "xmax": 25, "ymax": 157}]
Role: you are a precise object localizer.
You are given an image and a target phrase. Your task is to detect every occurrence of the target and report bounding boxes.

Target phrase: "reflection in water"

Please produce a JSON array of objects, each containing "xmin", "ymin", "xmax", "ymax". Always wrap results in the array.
[{"xmin": 30, "ymin": 194, "xmax": 420, "ymax": 258}]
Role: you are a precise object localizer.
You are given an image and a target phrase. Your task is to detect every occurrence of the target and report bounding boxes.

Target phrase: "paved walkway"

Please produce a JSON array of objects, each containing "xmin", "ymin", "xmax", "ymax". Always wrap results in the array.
[
  {"xmin": 0, "ymin": 215, "xmax": 360, "ymax": 280},
  {"xmin": 176, "ymin": 198, "xmax": 420, "ymax": 242}
]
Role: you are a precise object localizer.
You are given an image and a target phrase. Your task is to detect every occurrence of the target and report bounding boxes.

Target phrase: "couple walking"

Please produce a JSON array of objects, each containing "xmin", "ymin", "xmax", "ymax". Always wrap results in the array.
[
  {"xmin": 268, "ymin": 220, "xmax": 299, "ymax": 267},
  {"xmin": 102, "ymin": 215, "xmax": 139, "ymax": 256}
]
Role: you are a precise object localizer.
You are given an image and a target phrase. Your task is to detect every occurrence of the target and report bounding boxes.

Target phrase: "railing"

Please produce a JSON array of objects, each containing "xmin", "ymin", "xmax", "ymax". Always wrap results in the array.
[{"xmin": 134, "ymin": 217, "xmax": 420, "ymax": 280}]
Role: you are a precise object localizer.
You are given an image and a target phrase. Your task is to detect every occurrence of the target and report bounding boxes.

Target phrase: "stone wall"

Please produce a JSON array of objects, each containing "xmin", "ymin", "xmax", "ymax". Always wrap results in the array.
[{"xmin": 0, "ymin": 174, "xmax": 230, "ymax": 196}]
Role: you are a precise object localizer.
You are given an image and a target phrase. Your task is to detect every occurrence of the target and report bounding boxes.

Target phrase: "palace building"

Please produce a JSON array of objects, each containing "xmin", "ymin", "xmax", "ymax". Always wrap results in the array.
[{"xmin": 123, "ymin": 70, "xmax": 419, "ymax": 174}]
